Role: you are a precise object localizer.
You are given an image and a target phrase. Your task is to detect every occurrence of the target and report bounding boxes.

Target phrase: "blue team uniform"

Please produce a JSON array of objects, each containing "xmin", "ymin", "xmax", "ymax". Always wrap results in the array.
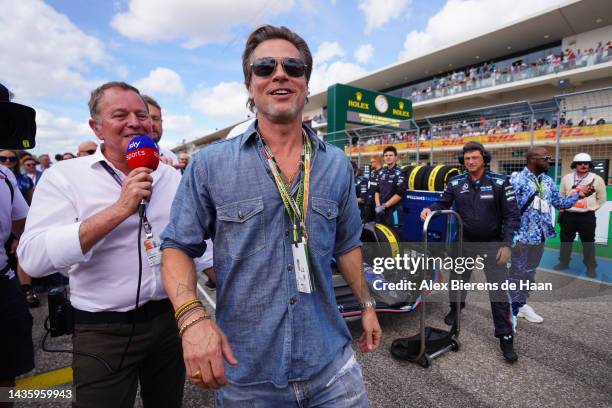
[
  {"xmin": 375, "ymin": 165, "xmax": 406, "ymax": 228},
  {"xmin": 429, "ymin": 170, "xmax": 520, "ymax": 337}
]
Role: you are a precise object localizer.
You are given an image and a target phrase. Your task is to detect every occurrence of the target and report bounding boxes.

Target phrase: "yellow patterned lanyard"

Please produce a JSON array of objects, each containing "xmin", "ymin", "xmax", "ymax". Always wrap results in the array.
[{"xmin": 261, "ymin": 130, "xmax": 312, "ymax": 243}]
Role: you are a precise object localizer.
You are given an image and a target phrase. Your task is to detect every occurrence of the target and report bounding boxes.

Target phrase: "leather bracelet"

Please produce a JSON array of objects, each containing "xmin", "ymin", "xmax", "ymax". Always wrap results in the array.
[
  {"xmin": 179, "ymin": 312, "xmax": 211, "ymax": 337},
  {"xmin": 175, "ymin": 302, "xmax": 204, "ymax": 323},
  {"xmin": 174, "ymin": 299, "xmax": 202, "ymax": 320},
  {"xmin": 177, "ymin": 305, "xmax": 205, "ymax": 328}
]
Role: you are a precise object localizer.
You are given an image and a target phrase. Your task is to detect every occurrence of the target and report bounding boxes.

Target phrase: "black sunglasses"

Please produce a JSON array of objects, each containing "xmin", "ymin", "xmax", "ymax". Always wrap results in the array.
[
  {"xmin": 84, "ymin": 149, "xmax": 96, "ymax": 155},
  {"xmin": 0, "ymin": 156, "xmax": 18, "ymax": 163},
  {"xmin": 250, "ymin": 57, "xmax": 307, "ymax": 78},
  {"xmin": 575, "ymin": 161, "xmax": 590, "ymax": 166},
  {"xmin": 534, "ymin": 155, "xmax": 554, "ymax": 161}
]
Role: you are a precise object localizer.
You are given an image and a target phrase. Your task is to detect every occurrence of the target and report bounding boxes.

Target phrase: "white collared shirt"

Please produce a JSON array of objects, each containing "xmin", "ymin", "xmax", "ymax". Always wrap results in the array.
[{"xmin": 17, "ymin": 146, "xmax": 212, "ymax": 312}]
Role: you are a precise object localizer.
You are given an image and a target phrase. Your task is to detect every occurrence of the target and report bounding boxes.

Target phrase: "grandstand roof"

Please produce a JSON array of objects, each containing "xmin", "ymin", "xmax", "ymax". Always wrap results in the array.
[{"xmin": 305, "ymin": 0, "xmax": 612, "ymax": 111}]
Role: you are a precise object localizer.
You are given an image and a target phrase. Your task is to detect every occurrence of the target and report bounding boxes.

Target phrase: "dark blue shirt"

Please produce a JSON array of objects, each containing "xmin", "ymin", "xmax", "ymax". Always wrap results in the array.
[
  {"xmin": 355, "ymin": 175, "xmax": 369, "ymax": 202},
  {"xmin": 430, "ymin": 171, "xmax": 520, "ymax": 244},
  {"xmin": 375, "ymin": 165, "xmax": 406, "ymax": 205},
  {"xmin": 161, "ymin": 121, "xmax": 362, "ymax": 387}
]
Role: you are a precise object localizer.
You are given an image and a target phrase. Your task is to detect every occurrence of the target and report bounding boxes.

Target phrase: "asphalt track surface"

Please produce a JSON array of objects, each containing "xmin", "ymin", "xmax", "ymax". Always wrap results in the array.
[{"xmin": 15, "ymin": 268, "xmax": 612, "ymax": 408}]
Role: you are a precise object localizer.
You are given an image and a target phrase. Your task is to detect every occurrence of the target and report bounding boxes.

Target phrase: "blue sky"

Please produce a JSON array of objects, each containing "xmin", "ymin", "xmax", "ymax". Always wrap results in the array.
[{"xmin": 1, "ymin": 0, "xmax": 564, "ymax": 155}]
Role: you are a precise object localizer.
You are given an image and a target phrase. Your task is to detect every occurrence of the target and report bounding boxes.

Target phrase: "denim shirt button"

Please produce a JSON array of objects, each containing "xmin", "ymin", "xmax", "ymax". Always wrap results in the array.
[
  {"xmin": 326, "ymin": 209, "xmax": 332, "ymax": 217},
  {"xmin": 287, "ymin": 265, "xmax": 293, "ymax": 271},
  {"xmin": 289, "ymin": 298, "xmax": 297, "ymax": 305},
  {"xmin": 238, "ymin": 211, "xmax": 245, "ymax": 220}
]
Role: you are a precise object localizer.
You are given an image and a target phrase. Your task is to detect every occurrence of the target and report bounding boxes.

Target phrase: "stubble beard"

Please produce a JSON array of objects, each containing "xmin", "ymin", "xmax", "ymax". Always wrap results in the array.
[{"xmin": 259, "ymin": 96, "xmax": 306, "ymax": 124}]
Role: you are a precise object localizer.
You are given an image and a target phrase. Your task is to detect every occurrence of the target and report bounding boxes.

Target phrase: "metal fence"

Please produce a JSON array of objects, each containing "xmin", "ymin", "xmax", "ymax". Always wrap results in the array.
[{"xmin": 329, "ymin": 87, "xmax": 612, "ymax": 184}]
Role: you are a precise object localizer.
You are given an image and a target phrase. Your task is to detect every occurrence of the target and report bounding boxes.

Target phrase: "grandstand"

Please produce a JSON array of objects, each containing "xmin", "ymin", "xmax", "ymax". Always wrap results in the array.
[{"xmin": 177, "ymin": 0, "xmax": 612, "ymax": 186}]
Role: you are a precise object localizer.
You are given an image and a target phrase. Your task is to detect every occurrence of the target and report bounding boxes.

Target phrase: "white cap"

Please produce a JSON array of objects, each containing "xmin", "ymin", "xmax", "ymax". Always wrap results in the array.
[{"xmin": 572, "ymin": 153, "xmax": 592, "ymax": 162}]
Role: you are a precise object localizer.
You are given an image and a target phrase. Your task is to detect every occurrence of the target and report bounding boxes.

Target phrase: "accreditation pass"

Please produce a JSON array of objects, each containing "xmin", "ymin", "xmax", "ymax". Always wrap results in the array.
[{"xmin": 292, "ymin": 239, "xmax": 312, "ymax": 293}]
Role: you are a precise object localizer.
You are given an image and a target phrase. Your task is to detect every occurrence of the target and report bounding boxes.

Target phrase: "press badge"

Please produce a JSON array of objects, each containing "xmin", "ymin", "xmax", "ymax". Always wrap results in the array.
[
  {"xmin": 144, "ymin": 237, "xmax": 162, "ymax": 267},
  {"xmin": 532, "ymin": 196, "xmax": 550, "ymax": 214},
  {"xmin": 292, "ymin": 239, "xmax": 312, "ymax": 293}
]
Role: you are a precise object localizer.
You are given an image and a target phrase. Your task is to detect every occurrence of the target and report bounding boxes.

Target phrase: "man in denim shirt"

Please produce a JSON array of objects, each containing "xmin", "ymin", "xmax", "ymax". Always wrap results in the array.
[
  {"xmin": 509, "ymin": 146, "xmax": 588, "ymax": 324},
  {"xmin": 160, "ymin": 25, "xmax": 381, "ymax": 406}
]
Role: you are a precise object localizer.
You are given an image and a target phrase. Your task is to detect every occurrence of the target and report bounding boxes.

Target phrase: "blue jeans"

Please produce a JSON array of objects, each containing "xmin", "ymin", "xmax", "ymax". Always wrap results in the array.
[{"xmin": 215, "ymin": 346, "xmax": 369, "ymax": 408}]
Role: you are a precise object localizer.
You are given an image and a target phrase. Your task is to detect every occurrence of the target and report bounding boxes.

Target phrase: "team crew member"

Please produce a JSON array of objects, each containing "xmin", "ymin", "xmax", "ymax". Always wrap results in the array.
[
  {"xmin": 0, "ymin": 83, "xmax": 35, "ymax": 392},
  {"xmin": 352, "ymin": 161, "xmax": 369, "ymax": 218},
  {"xmin": 18, "ymin": 82, "xmax": 195, "ymax": 407},
  {"xmin": 160, "ymin": 25, "xmax": 380, "ymax": 405},
  {"xmin": 374, "ymin": 146, "xmax": 406, "ymax": 229},
  {"xmin": 363, "ymin": 156, "xmax": 382, "ymax": 222},
  {"xmin": 556, "ymin": 153, "xmax": 606, "ymax": 277},
  {"xmin": 508, "ymin": 146, "xmax": 589, "ymax": 324},
  {"xmin": 421, "ymin": 141, "xmax": 521, "ymax": 363}
]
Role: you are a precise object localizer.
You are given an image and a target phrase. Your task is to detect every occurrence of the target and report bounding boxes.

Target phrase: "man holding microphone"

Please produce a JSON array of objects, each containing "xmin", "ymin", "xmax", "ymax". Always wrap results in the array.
[{"xmin": 18, "ymin": 82, "xmax": 189, "ymax": 407}]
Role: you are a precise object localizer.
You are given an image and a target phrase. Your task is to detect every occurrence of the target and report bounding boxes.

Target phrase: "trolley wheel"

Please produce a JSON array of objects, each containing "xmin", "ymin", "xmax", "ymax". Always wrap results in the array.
[
  {"xmin": 451, "ymin": 339, "xmax": 460, "ymax": 352},
  {"xmin": 420, "ymin": 355, "xmax": 432, "ymax": 368}
]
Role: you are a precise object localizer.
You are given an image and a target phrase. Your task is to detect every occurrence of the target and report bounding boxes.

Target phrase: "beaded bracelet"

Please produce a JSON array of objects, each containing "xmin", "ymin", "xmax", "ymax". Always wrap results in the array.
[
  {"xmin": 179, "ymin": 313, "xmax": 211, "ymax": 337},
  {"xmin": 174, "ymin": 299, "xmax": 202, "ymax": 320}
]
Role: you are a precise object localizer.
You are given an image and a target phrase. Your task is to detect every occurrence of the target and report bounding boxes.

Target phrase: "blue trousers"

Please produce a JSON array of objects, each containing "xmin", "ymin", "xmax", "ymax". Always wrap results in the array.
[
  {"xmin": 509, "ymin": 243, "xmax": 545, "ymax": 315},
  {"xmin": 215, "ymin": 345, "xmax": 369, "ymax": 408},
  {"xmin": 449, "ymin": 244, "xmax": 514, "ymax": 337}
]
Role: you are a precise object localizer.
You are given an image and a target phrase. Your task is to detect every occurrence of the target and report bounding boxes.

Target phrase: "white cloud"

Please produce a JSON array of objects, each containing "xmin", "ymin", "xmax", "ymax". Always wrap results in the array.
[
  {"xmin": 190, "ymin": 82, "xmax": 251, "ymax": 123},
  {"xmin": 314, "ymin": 41, "xmax": 345, "ymax": 64},
  {"xmin": 358, "ymin": 0, "xmax": 411, "ymax": 33},
  {"xmin": 158, "ymin": 113, "xmax": 209, "ymax": 149},
  {"xmin": 134, "ymin": 67, "xmax": 185, "ymax": 96},
  {"xmin": 354, "ymin": 44, "xmax": 374, "ymax": 64},
  {"xmin": 399, "ymin": 0, "xmax": 564, "ymax": 60},
  {"xmin": 33, "ymin": 109, "xmax": 93, "ymax": 155},
  {"xmin": 111, "ymin": 0, "xmax": 294, "ymax": 48},
  {"xmin": 0, "ymin": 0, "xmax": 106, "ymax": 101},
  {"xmin": 309, "ymin": 61, "xmax": 368, "ymax": 94}
]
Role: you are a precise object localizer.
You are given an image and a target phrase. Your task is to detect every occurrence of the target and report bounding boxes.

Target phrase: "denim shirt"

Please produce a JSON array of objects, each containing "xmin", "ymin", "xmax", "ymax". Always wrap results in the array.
[
  {"xmin": 510, "ymin": 167, "xmax": 578, "ymax": 244},
  {"xmin": 161, "ymin": 121, "xmax": 362, "ymax": 387}
]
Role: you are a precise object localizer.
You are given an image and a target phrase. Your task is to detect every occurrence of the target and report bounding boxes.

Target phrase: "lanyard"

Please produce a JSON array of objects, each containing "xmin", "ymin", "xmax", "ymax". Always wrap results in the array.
[
  {"xmin": 530, "ymin": 175, "xmax": 544, "ymax": 197},
  {"xmin": 100, "ymin": 161, "xmax": 123, "ymax": 187},
  {"xmin": 260, "ymin": 130, "xmax": 312, "ymax": 243},
  {"xmin": 573, "ymin": 172, "xmax": 589, "ymax": 188},
  {"xmin": 99, "ymin": 161, "xmax": 154, "ymax": 238}
]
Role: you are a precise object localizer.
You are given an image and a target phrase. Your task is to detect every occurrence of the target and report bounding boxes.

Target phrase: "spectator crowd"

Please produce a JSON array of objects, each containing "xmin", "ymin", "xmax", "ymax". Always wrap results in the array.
[{"xmin": 405, "ymin": 40, "xmax": 612, "ymax": 103}]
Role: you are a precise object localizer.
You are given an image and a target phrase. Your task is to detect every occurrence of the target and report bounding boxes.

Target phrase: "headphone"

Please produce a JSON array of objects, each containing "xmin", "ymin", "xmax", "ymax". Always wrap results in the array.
[{"xmin": 458, "ymin": 141, "xmax": 491, "ymax": 165}]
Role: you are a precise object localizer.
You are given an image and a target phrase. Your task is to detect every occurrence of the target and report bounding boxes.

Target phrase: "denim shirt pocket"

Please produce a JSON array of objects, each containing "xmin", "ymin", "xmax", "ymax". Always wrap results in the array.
[
  {"xmin": 217, "ymin": 197, "xmax": 266, "ymax": 259},
  {"xmin": 309, "ymin": 197, "xmax": 339, "ymax": 256}
]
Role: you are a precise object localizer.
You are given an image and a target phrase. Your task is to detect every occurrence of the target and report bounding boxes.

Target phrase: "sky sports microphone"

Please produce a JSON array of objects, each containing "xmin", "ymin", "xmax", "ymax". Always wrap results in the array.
[{"xmin": 125, "ymin": 135, "xmax": 159, "ymax": 216}]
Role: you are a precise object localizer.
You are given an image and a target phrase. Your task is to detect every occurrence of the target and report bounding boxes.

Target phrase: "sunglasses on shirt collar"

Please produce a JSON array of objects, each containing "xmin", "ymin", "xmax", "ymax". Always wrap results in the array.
[
  {"xmin": 0, "ymin": 156, "xmax": 18, "ymax": 163},
  {"xmin": 250, "ymin": 57, "xmax": 308, "ymax": 78}
]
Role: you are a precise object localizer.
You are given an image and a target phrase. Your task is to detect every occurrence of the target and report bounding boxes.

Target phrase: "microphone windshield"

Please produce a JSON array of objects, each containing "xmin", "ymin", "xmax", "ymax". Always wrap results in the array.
[{"xmin": 125, "ymin": 135, "xmax": 159, "ymax": 171}]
